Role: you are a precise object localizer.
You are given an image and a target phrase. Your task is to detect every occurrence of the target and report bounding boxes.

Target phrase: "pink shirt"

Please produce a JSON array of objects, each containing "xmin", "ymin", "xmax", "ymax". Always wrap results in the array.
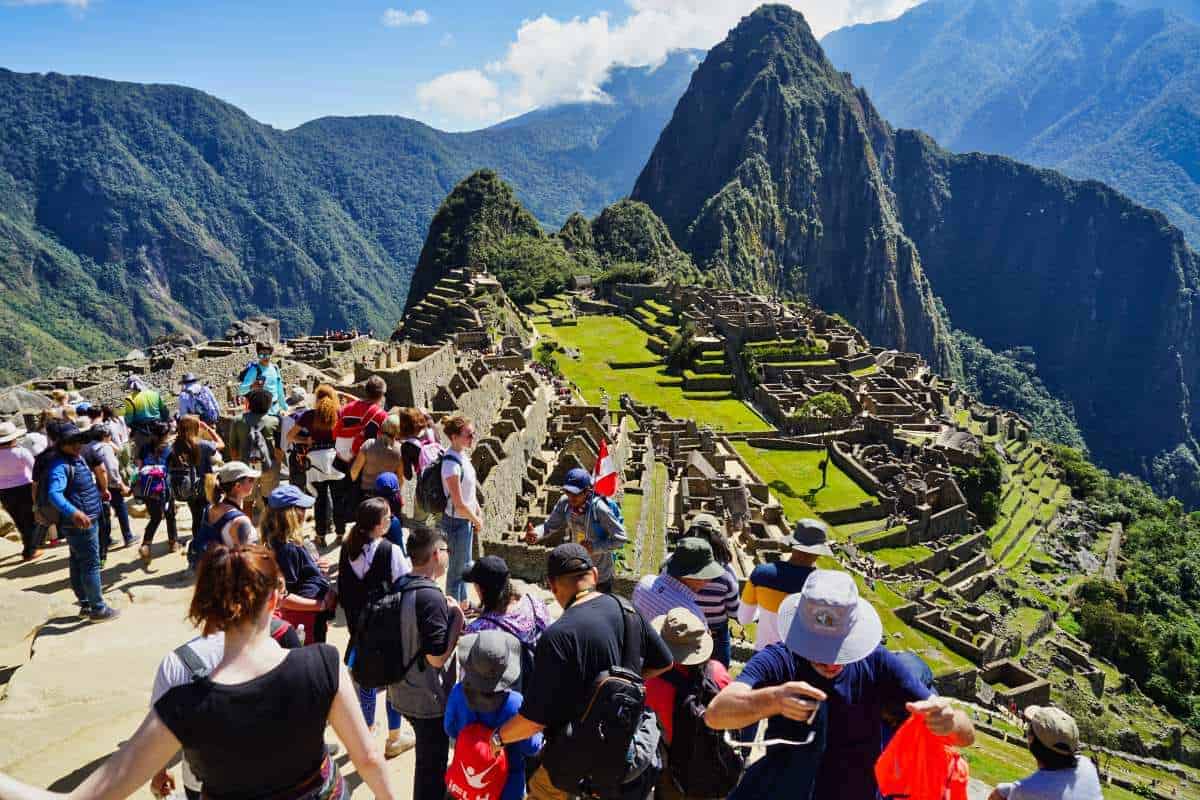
[{"xmin": 0, "ymin": 446, "xmax": 34, "ymax": 490}]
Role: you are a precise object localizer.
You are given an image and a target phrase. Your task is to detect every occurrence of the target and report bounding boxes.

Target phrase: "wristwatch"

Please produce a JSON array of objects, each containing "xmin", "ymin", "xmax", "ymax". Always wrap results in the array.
[{"xmin": 490, "ymin": 730, "xmax": 503, "ymax": 751}]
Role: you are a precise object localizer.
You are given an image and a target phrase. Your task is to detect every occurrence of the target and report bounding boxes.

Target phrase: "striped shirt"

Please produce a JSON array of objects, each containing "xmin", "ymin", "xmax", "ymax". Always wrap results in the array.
[
  {"xmin": 740, "ymin": 561, "xmax": 815, "ymax": 650},
  {"xmin": 694, "ymin": 565, "xmax": 740, "ymax": 628},
  {"xmin": 632, "ymin": 573, "xmax": 703, "ymax": 623}
]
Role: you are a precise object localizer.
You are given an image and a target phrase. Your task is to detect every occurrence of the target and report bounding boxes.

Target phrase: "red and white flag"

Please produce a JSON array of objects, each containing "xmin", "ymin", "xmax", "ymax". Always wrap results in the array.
[{"xmin": 593, "ymin": 438, "xmax": 618, "ymax": 497}]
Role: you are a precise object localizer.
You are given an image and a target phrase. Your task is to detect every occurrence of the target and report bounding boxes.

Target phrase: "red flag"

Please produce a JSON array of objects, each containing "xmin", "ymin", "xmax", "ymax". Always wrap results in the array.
[{"xmin": 593, "ymin": 438, "xmax": 618, "ymax": 497}]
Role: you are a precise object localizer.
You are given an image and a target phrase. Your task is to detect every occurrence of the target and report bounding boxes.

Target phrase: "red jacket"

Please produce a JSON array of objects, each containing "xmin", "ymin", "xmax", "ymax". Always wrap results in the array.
[{"xmin": 645, "ymin": 661, "xmax": 731, "ymax": 744}]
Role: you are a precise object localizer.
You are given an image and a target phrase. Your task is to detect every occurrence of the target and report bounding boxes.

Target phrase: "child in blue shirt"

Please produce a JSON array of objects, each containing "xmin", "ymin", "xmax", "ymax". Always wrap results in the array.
[{"xmin": 445, "ymin": 630, "xmax": 542, "ymax": 800}]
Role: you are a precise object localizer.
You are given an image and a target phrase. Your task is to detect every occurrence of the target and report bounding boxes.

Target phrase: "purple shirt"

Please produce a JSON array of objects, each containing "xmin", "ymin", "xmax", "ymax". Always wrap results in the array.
[{"xmin": 0, "ymin": 446, "xmax": 34, "ymax": 490}]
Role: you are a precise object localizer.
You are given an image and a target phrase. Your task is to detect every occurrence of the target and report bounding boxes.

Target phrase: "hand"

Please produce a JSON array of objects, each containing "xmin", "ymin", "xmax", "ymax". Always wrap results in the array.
[
  {"xmin": 772, "ymin": 681, "xmax": 826, "ymax": 722},
  {"xmin": 101, "ymin": 489, "xmax": 112, "ymax": 502},
  {"xmin": 317, "ymin": 556, "xmax": 332, "ymax": 572},
  {"xmin": 120, "ymin": 484, "xmax": 131, "ymax": 496},
  {"xmin": 150, "ymin": 769, "xmax": 175, "ymax": 798},
  {"xmin": 70, "ymin": 510, "xmax": 91, "ymax": 529},
  {"xmin": 524, "ymin": 522, "xmax": 538, "ymax": 545},
  {"xmin": 907, "ymin": 698, "xmax": 957, "ymax": 737}
]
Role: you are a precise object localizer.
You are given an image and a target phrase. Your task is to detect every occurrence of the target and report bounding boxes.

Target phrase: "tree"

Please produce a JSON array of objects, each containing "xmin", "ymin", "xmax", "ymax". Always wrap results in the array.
[{"xmin": 797, "ymin": 392, "xmax": 851, "ymax": 418}]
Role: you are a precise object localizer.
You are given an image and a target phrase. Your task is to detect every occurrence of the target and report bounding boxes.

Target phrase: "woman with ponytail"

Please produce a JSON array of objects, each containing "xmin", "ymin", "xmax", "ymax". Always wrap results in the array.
[
  {"xmin": 187, "ymin": 462, "xmax": 259, "ymax": 569},
  {"xmin": 289, "ymin": 384, "xmax": 342, "ymax": 546},
  {"xmin": 0, "ymin": 543, "xmax": 396, "ymax": 800}
]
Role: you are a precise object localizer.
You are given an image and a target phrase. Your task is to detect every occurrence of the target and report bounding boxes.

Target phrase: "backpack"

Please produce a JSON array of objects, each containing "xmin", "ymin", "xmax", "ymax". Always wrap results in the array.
[
  {"xmin": 183, "ymin": 384, "xmax": 220, "ymax": 425},
  {"xmin": 661, "ymin": 665, "xmax": 745, "ymax": 797},
  {"xmin": 446, "ymin": 723, "xmax": 509, "ymax": 800},
  {"xmin": 542, "ymin": 594, "xmax": 648, "ymax": 798},
  {"xmin": 134, "ymin": 465, "xmax": 168, "ymax": 501},
  {"xmin": 589, "ymin": 495, "xmax": 624, "ymax": 545},
  {"xmin": 243, "ymin": 416, "xmax": 274, "ymax": 470},
  {"xmin": 481, "ymin": 607, "xmax": 545, "ymax": 695},
  {"xmin": 187, "ymin": 507, "xmax": 246, "ymax": 570},
  {"xmin": 416, "ymin": 449, "xmax": 462, "ymax": 515},
  {"xmin": 174, "ymin": 618, "xmax": 298, "ymax": 681},
  {"xmin": 350, "ymin": 567, "xmax": 431, "ymax": 690},
  {"xmin": 334, "ymin": 400, "xmax": 387, "ymax": 462},
  {"xmin": 168, "ymin": 450, "xmax": 203, "ymax": 502},
  {"xmin": 34, "ymin": 460, "xmax": 73, "ymax": 525}
]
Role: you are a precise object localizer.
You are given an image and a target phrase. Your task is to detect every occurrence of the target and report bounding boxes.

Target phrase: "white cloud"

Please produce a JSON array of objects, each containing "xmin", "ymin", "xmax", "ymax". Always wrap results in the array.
[
  {"xmin": 416, "ymin": 0, "xmax": 920, "ymax": 129},
  {"xmin": 416, "ymin": 69, "xmax": 502, "ymax": 123},
  {"xmin": 5, "ymin": 0, "xmax": 91, "ymax": 7},
  {"xmin": 381, "ymin": 7, "xmax": 429, "ymax": 27},
  {"xmin": 440, "ymin": 32, "xmax": 455, "ymax": 47}
]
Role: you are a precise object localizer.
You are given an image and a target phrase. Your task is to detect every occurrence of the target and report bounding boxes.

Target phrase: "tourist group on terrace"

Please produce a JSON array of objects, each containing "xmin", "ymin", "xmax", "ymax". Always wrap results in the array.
[{"xmin": 0, "ymin": 340, "xmax": 1103, "ymax": 800}]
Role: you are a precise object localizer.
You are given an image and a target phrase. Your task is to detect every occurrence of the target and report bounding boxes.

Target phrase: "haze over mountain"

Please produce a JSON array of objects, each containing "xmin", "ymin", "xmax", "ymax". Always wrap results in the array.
[
  {"xmin": 823, "ymin": 0, "xmax": 1200, "ymax": 246},
  {"xmin": 0, "ymin": 51, "xmax": 699, "ymax": 385},
  {"xmin": 633, "ymin": 3, "xmax": 1200, "ymax": 503}
]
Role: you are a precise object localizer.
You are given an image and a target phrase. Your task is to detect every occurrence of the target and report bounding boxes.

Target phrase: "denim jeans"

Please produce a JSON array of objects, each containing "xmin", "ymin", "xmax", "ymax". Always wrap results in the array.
[
  {"xmin": 356, "ymin": 683, "xmax": 403, "ymax": 731},
  {"xmin": 409, "ymin": 715, "xmax": 449, "ymax": 800},
  {"xmin": 65, "ymin": 522, "xmax": 108, "ymax": 612},
  {"xmin": 440, "ymin": 514, "xmax": 473, "ymax": 602},
  {"xmin": 98, "ymin": 502, "xmax": 112, "ymax": 559},
  {"xmin": 710, "ymin": 619, "xmax": 732, "ymax": 668},
  {"xmin": 109, "ymin": 492, "xmax": 133, "ymax": 542},
  {"xmin": 311, "ymin": 478, "xmax": 337, "ymax": 539}
]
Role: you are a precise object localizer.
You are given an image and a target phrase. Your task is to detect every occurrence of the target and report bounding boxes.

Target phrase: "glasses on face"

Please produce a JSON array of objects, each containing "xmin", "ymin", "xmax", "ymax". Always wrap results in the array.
[{"xmin": 438, "ymin": 545, "xmax": 451, "ymax": 556}]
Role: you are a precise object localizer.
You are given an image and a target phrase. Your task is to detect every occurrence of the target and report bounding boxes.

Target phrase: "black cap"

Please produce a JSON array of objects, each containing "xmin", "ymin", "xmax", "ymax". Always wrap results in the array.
[
  {"xmin": 546, "ymin": 543, "xmax": 593, "ymax": 579},
  {"xmin": 57, "ymin": 423, "xmax": 85, "ymax": 444},
  {"xmin": 462, "ymin": 555, "xmax": 510, "ymax": 594}
]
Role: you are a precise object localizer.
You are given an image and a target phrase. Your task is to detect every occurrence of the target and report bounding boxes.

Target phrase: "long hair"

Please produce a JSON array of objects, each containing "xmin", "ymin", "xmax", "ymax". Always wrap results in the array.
[
  {"xmin": 260, "ymin": 505, "xmax": 307, "ymax": 548},
  {"xmin": 176, "ymin": 415, "xmax": 202, "ymax": 465},
  {"xmin": 480, "ymin": 578, "xmax": 517, "ymax": 615},
  {"xmin": 189, "ymin": 544, "xmax": 280, "ymax": 635},
  {"xmin": 376, "ymin": 414, "xmax": 402, "ymax": 447},
  {"xmin": 312, "ymin": 384, "xmax": 339, "ymax": 432},
  {"xmin": 344, "ymin": 497, "xmax": 390, "ymax": 562}
]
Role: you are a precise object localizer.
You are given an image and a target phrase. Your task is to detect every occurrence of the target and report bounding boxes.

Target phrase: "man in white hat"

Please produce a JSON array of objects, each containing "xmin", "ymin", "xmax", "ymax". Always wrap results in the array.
[
  {"xmin": 989, "ymin": 706, "xmax": 1102, "ymax": 799},
  {"xmin": 705, "ymin": 570, "xmax": 974, "ymax": 800}
]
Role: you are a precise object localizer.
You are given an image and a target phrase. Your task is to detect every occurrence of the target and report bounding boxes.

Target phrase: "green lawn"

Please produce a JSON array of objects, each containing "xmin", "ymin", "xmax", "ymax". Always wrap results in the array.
[
  {"xmin": 871, "ymin": 544, "xmax": 933, "ymax": 567},
  {"xmin": 536, "ymin": 315, "xmax": 770, "ymax": 432},
  {"xmin": 733, "ymin": 443, "xmax": 879, "ymax": 522}
]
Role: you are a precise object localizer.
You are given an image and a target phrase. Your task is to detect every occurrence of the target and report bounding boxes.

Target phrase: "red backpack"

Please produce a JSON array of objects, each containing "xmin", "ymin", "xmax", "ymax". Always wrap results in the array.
[{"xmin": 446, "ymin": 723, "xmax": 508, "ymax": 800}]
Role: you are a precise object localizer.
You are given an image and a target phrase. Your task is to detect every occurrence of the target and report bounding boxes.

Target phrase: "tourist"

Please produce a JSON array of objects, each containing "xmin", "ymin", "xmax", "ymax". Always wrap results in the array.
[
  {"xmin": 350, "ymin": 413, "xmax": 405, "ymax": 495},
  {"xmin": 679, "ymin": 514, "xmax": 741, "ymax": 667},
  {"xmin": 238, "ymin": 342, "xmax": 287, "ymax": 414},
  {"xmin": 440, "ymin": 413, "xmax": 483, "ymax": 603},
  {"xmin": 445, "ymin": 630, "xmax": 543, "ymax": 800},
  {"xmin": 387, "ymin": 524, "xmax": 465, "ymax": 800},
  {"xmin": 631, "ymin": 538, "xmax": 709, "ymax": 623},
  {"xmin": 171, "ymin": 415, "xmax": 223, "ymax": 536},
  {"xmin": 123, "ymin": 376, "xmax": 169, "ymax": 461},
  {"xmin": 191, "ymin": 462, "xmax": 260, "ymax": 567},
  {"xmin": 374, "ymin": 472, "xmax": 407, "ymax": 552},
  {"xmin": 176, "ymin": 373, "xmax": 220, "ymax": 425},
  {"xmin": 737, "ymin": 518, "xmax": 832, "ymax": 650},
  {"xmin": 138, "ymin": 421, "xmax": 179, "ymax": 560},
  {"xmin": 490, "ymin": 544, "xmax": 673, "ymax": 800},
  {"xmin": 30, "ymin": 418, "xmax": 65, "ymax": 548},
  {"xmin": 261, "ymin": 485, "xmax": 334, "ymax": 643},
  {"xmin": 988, "ymin": 706, "xmax": 1103, "ymax": 800},
  {"xmin": 85, "ymin": 424, "xmax": 131, "ymax": 560},
  {"xmin": 44, "ymin": 423, "xmax": 120, "ymax": 621},
  {"xmin": 332, "ymin": 376, "xmax": 389, "ymax": 541},
  {"xmin": 279, "ymin": 385, "xmax": 310, "ymax": 490},
  {"xmin": 0, "ymin": 544, "xmax": 397, "ymax": 800},
  {"xmin": 228, "ymin": 388, "xmax": 280, "ymax": 515},
  {"xmin": 400, "ymin": 406, "xmax": 440, "ymax": 525},
  {"xmin": 704, "ymin": 570, "xmax": 974, "ymax": 800},
  {"xmin": 643, "ymin": 607, "xmax": 732, "ymax": 800},
  {"xmin": 337, "ymin": 498, "xmax": 414, "ymax": 759},
  {"xmin": 464, "ymin": 555, "xmax": 551, "ymax": 643},
  {"xmin": 0, "ymin": 421, "xmax": 39, "ymax": 561},
  {"xmin": 290, "ymin": 384, "xmax": 342, "ymax": 545},
  {"xmin": 75, "ymin": 402, "xmax": 93, "ymax": 430},
  {"xmin": 524, "ymin": 467, "xmax": 627, "ymax": 594},
  {"xmin": 99, "ymin": 404, "xmax": 129, "ymax": 451}
]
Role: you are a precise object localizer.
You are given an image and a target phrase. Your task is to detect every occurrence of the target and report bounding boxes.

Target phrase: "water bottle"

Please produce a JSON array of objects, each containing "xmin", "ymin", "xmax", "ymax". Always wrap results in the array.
[{"xmin": 297, "ymin": 624, "xmax": 306, "ymax": 646}]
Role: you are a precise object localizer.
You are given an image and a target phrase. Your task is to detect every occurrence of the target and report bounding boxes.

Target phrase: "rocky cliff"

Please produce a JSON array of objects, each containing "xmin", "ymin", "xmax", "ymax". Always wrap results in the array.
[{"xmin": 631, "ymin": 5, "xmax": 958, "ymax": 375}]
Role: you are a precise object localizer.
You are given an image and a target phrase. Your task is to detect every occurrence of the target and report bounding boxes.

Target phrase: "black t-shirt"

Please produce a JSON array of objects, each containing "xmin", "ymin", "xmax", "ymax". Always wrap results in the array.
[
  {"xmin": 395, "ymin": 574, "xmax": 451, "ymax": 656},
  {"xmin": 520, "ymin": 593, "xmax": 673, "ymax": 730},
  {"xmin": 400, "ymin": 440, "xmax": 421, "ymax": 481},
  {"xmin": 154, "ymin": 644, "xmax": 339, "ymax": 798}
]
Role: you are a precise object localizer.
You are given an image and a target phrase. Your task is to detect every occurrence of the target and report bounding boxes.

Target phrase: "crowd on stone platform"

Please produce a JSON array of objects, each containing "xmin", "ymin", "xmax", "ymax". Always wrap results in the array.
[{"xmin": 0, "ymin": 341, "xmax": 1104, "ymax": 800}]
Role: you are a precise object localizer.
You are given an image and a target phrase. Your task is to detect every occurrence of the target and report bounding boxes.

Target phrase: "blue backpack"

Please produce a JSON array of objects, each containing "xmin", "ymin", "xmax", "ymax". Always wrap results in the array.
[
  {"xmin": 188, "ymin": 507, "xmax": 245, "ymax": 569},
  {"xmin": 589, "ymin": 495, "xmax": 623, "ymax": 545}
]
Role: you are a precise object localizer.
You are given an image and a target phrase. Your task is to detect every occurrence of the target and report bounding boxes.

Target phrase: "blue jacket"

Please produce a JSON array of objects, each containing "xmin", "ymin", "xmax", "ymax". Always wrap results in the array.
[
  {"xmin": 445, "ymin": 685, "xmax": 541, "ymax": 800},
  {"xmin": 238, "ymin": 361, "xmax": 287, "ymax": 414},
  {"xmin": 47, "ymin": 453, "xmax": 103, "ymax": 523}
]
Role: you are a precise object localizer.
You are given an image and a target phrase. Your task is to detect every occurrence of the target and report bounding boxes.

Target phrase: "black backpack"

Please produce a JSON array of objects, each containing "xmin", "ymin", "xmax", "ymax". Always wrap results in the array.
[
  {"xmin": 661, "ymin": 665, "xmax": 745, "ymax": 797},
  {"xmin": 350, "ymin": 562, "xmax": 431, "ymax": 690},
  {"xmin": 168, "ymin": 451, "xmax": 202, "ymax": 501},
  {"xmin": 415, "ymin": 449, "xmax": 461, "ymax": 514},
  {"xmin": 543, "ymin": 595, "xmax": 647, "ymax": 798}
]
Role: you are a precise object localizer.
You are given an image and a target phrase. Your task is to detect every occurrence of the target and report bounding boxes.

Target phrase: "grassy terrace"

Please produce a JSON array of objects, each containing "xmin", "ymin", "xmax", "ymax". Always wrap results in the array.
[
  {"xmin": 871, "ymin": 544, "xmax": 933, "ymax": 567},
  {"xmin": 732, "ymin": 443, "xmax": 880, "ymax": 527},
  {"xmin": 853, "ymin": 575, "xmax": 972, "ymax": 674},
  {"xmin": 533, "ymin": 311, "xmax": 770, "ymax": 432}
]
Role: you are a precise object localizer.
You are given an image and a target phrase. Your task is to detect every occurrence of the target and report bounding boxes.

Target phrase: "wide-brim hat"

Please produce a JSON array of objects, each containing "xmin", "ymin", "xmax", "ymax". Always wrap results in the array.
[
  {"xmin": 460, "ymin": 630, "xmax": 522, "ymax": 713},
  {"xmin": 780, "ymin": 570, "xmax": 883, "ymax": 665},
  {"xmin": 791, "ymin": 518, "xmax": 835, "ymax": 557},
  {"xmin": 1024, "ymin": 705, "xmax": 1079, "ymax": 755},
  {"xmin": 651, "ymin": 608, "xmax": 713, "ymax": 666},
  {"xmin": 665, "ymin": 537, "xmax": 725, "ymax": 581},
  {"xmin": 0, "ymin": 421, "xmax": 25, "ymax": 445}
]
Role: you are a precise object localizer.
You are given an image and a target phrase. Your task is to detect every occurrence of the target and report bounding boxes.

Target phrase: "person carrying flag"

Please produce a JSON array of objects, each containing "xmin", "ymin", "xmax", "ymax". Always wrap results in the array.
[{"xmin": 525, "ymin": 466, "xmax": 626, "ymax": 593}]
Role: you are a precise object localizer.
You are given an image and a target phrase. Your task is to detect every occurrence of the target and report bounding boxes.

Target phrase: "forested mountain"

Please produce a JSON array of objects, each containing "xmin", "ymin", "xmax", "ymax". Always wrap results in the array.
[
  {"xmin": 823, "ymin": 0, "xmax": 1200, "ymax": 246},
  {"xmin": 633, "ymin": 4, "xmax": 1200, "ymax": 504},
  {"xmin": 0, "ymin": 52, "xmax": 699, "ymax": 384}
]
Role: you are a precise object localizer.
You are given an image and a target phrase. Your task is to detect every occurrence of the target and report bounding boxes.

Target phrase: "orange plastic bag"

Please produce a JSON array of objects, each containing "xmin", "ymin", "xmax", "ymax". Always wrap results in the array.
[{"xmin": 875, "ymin": 714, "xmax": 969, "ymax": 800}]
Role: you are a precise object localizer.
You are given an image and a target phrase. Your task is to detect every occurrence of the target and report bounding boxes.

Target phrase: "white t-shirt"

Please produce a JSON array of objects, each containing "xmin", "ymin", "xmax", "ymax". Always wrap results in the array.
[
  {"xmin": 440, "ymin": 450, "xmax": 477, "ymax": 519},
  {"xmin": 995, "ymin": 756, "xmax": 1104, "ymax": 800},
  {"xmin": 150, "ymin": 633, "xmax": 226, "ymax": 792},
  {"xmin": 348, "ymin": 537, "xmax": 411, "ymax": 582}
]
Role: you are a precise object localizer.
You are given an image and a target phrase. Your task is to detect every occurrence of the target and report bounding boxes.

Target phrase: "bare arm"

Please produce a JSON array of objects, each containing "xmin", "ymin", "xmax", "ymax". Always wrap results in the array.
[
  {"xmin": 444, "ymin": 473, "xmax": 482, "ymax": 528},
  {"xmin": 425, "ymin": 603, "xmax": 465, "ymax": 669},
  {"xmin": 704, "ymin": 681, "xmax": 825, "ymax": 731},
  {"xmin": 286, "ymin": 425, "xmax": 308, "ymax": 446},
  {"xmin": 328, "ymin": 664, "xmax": 395, "ymax": 800},
  {"xmin": 0, "ymin": 710, "xmax": 179, "ymax": 800},
  {"xmin": 907, "ymin": 699, "xmax": 975, "ymax": 747},
  {"xmin": 497, "ymin": 713, "xmax": 545, "ymax": 747},
  {"xmin": 349, "ymin": 450, "xmax": 365, "ymax": 482},
  {"xmin": 199, "ymin": 422, "xmax": 224, "ymax": 450}
]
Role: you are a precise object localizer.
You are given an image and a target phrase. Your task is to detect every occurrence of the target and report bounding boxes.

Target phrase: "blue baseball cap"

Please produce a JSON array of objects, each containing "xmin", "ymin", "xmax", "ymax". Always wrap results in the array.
[
  {"xmin": 375, "ymin": 472, "xmax": 401, "ymax": 494},
  {"xmin": 267, "ymin": 484, "xmax": 316, "ymax": 510},
  {"xmin": 563, "ymin": 467, "xmax": 592, "ymax": 495}
]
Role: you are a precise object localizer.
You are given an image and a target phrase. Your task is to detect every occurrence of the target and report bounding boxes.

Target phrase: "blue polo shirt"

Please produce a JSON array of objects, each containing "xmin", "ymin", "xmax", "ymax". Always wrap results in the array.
[{"xmin": 735, "ymin": 643, "xmax": 932, "ymax": 800}]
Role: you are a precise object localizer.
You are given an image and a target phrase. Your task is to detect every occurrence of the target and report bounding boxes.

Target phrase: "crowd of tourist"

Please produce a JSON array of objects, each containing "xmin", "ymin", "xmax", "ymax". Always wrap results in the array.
[{"xmin": 0, "ymin": 344, "xmax": 1107, "ymax": 800}]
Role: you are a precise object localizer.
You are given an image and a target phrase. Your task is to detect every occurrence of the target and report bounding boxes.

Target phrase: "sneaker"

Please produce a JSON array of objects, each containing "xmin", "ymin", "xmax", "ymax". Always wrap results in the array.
[
  {"xmin": 384, "ymin": 731, "xmax": 416, "ymax": 759},
  {"xmin": 89, "ymin": 606, "xmax": 120, "ymax": 623},
  {"xmin": 78, "ymin": 604, "xmax": 93, "ymax": 617}
]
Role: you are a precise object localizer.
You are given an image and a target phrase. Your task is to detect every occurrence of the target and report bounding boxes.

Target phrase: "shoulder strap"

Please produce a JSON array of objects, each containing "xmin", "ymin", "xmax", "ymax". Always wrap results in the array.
[
  {"xmin": 173, "ymin": 643, "xmax": 211, "ymax": 682},
  {"xmin": 484, "ymin": 613, "xmax": 531, "ymax": 645},
  {"xmin": 614, "ymin": 595, "xmax": 643, "ymax": 673}
]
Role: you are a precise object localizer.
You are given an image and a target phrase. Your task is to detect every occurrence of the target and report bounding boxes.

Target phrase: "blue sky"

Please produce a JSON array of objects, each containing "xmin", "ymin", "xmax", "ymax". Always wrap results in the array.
[{"xmin": 0, "ymin": 0, "xmax": 919, "ymax": 131}]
